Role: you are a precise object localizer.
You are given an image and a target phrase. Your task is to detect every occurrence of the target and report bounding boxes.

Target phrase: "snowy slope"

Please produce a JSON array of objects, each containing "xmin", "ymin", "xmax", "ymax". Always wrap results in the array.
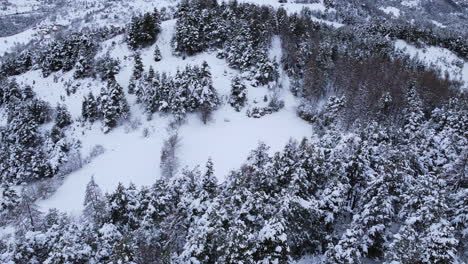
[
  {"xmin": 37, "ymin": 20, "xmax": 312, "ymax": 214},
  {"xmin": 395, "ymin": 39, "xmax": 468, "ymax": 90}
]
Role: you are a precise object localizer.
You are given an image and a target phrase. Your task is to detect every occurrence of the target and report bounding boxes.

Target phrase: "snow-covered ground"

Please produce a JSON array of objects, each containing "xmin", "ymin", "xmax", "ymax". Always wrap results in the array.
[
  {"xmin": 401, "ymin": 0, "xmax": 420, "ymax": 8},
  {"xmin": 395, "ymin": 39, "xmax": 468, "ymax": 90},
  {"xmin": 36, "ymin": 20, "xmax": 312, "ymax": 214},
  {"xmin": 0, "ymin": 28, "xmax": 37, "ymax": 56},
  {"xmin": 0, "ymin": 0, "xmax": 41, "ymax": 16},
  {"xmin": 380, "ymin": 6, "xmax": 401, "ymax": 18}
]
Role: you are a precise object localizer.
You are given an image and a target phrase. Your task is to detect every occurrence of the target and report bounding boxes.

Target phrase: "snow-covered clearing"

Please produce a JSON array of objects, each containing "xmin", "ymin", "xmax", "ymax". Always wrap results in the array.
[
  {"xmin": 0, "ymin": 28, "xmax": 37, "ymax": 56},
  {"xmin": 0, "ymin": 0, "xmax": 41, "ymax": 16},
  {"xmin": 234, "ymin": 0, "xmax": 328, "ymax": 13},
  {"xmin": 401, "ymin": 0, "xmax": 420, "ymax": 8},
  {"xmin": 36, "ymin": 20, "xmax": 312, "ymax": 214},
  {"xmin": 380, "ymin": 6, "xmax": 401, "ymax": 18},
  {"xmin": 395, "ymin": 39, "xmax": 468, "ymax": 90}
]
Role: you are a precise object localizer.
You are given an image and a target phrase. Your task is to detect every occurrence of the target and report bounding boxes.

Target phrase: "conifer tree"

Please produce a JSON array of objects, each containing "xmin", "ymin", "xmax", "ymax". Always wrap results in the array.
[
  {"xmin": 154, "ymin": 45, "xmax": 162, "ymax": 62},
  {"xmin": 100, "ymin": 79, "xmax": 129, "ymax": 133},
  {"xmin": 229, "ymin": 76, "xmax": 247, "ymax": 111},
  {"xmin": 55, "ymin": 104, "xmax": 72, "ymax": 129},
  {"xmin": 83, "ymin": 176, "xmax": 107, "ymax": 225},
  {"xmin": 196, "ymin": 62, "xmax": 219, "ymax": 124}
]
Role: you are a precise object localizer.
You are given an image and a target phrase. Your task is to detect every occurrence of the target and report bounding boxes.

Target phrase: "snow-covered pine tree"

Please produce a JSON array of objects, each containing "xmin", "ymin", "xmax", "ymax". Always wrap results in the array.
[
  {"xmin": 403, "ymin": 84, "xmax": 425, "ymax": 138},
  {"xmin": 201, "ymin": 158, "xmax": 217, "ymax": 199},
  {"xmin": 0, "ymin": 182, "xmax": 20, "ymax": 216},
  {"xmin": 126, "ymin": 10, "xmax": 161, "ymax": 50},
  {"xmin": 108, "ymin": 183, "xmax": 140, "ymax": 230},
  {"xmin": 55, "ymin": 104, "xmax": 72, "ymax": 129},
  {"xmin": 100, "ymin": 79, "xmax": 129, "ymax": 133},
  {"xmin": 129, "ymin": 53, "xmax": 144, "ymax": 94},
  {"xmin": 82, "ymin": 92, "xmax": 99, "ymax": 123},
  {"xmin": 83, "ymin": 176, "xmax": 107, "ymax": 225},
  {"xmin": 196, "ymin": 62, "xmax": 219, "ymax": 124},
  {"xmin": 73, "ymin": 44, "xmax": 95, "ymax": 79},
  {"xmin": 225, "ymin": 21, "xmax": 257, "ymax": 70},
  {"xmin": 154, "ymin": 45, "xmax": 162, "ymax": 62},
  {"xmin": 229, "ymin": 76, "xmax": 247, "ymax": 112},
  {"xmin": 173, "ymin": 0, "xmax": 205, "ymax": 55},
  {"xmin": 170, "ymin": 70, "xmax": 189, "ymax": 122},
  {"xmin": 257, "ymin": 217, "xmax": 290, "ymax": 264}
]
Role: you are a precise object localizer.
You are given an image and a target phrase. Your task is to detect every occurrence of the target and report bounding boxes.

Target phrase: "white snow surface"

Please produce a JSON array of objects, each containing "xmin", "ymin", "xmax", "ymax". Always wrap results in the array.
[
  {"xmin": 0, "ymin": 28, "xmax": 37, "ymax": 56},
  {"xmin": 379, "ymin": 6, "xmax": 401, "ymax": 18},
  {"xmin": 36, "ymin": 20, "xmax": 312, "ymax": 214},
  {"xmin": 401, "ymin": 0, "xmax": 420, "ymax": 8}
]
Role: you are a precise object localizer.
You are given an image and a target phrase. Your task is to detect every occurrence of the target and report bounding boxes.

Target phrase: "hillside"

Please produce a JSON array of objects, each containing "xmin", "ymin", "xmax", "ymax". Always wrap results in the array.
[{"xmin": 0, "ymin": 0, "xmax": 467, "ymax": 263}]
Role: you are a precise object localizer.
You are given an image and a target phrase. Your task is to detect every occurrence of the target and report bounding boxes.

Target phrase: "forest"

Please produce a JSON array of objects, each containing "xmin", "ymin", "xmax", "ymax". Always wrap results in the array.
[{"xmin": 0, "ymin": 0, "xmax": 467, "ymax": 263}]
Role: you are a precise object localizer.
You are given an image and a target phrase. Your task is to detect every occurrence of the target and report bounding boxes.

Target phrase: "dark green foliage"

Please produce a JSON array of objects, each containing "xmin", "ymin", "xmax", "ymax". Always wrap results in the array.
[
  {"xmin": 100, "ymin": 79, "xmax": 129, "ymax": 133},
  {"xmin": 126, "ymin": 10, "xmax": 161, "ymax": 49},
  {"xmin": 54, "ymin": 104, "xmax": 72, "ymax": 129},
  {"xmin": 82, "ymin": 92, "xmax": 99, "ymax": 123}
]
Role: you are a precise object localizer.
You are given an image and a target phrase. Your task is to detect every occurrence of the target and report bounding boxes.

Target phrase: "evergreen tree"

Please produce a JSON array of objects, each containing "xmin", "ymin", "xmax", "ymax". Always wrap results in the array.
[
  {"xmin": 108, "ymin": 183, "xmax": 140, "ymax": 230},
  {"xmin": 82, "ymin": 92, "xmax": 99, "ymax": 123},
  {"xmin": 196, "ymin": 62, "xmax": 219, "ymax": 124},
  {"xmin": 100, "ymin": 79, "xmax": 129, "ymax": 133},
  {"xmin": 201, "ymin": 158, "xmax": 217, "ymax": 198},
  {"xmin": 154, "ymin": 45, "xmax": 162, "ymax": 62},
  {"xmin": 229, "ymin": 76, "xmax": 247, "ymax": 111},
  {"xmin": 126, "ymin": 10, "xmax": 161, "ymax": 49},
  {"xmin": 133, "ymin": 53, "xmax": 144, "ymax": 81},
  {"xmin": 55, "ymin": 104, "xmax": 73, "ymax": 129},
  {"xmin": 83, "ymin": 176, "xmax": 107, "ymax": 225}
]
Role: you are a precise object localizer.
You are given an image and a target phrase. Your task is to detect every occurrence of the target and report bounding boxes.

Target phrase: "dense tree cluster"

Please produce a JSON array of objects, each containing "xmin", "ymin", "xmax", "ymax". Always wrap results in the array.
[
  {"xmin": 172, "ymin": 0, "xmax": 279, "ymax": 85},
  {"xmin": 133, "ymin": 61, "xmax": 219, "ymax": 123},
  {"xmin": 81, "ymin": 78, "xmax": 129, "ymax": 133},
  {"xmin": 0, "ymin": 79, "xmax": 77, "ymax": 184},
  {"xmin": 0, "ymin": 1, "xmax": 467, "ymax": 262},
  {"xmin": 277, "ymin": 9, "xmax": 460, "ymax": 128},
  {"xmin": 1, "ymin": 94, "xmax": 466, "ymax": 262},
  {"xmin": 126, "ymin": 9, "xmax": 162, "ymax": 50},
  {"xmin": 0, "ymin": 26, "xmax": 123, "ymax": 79}
]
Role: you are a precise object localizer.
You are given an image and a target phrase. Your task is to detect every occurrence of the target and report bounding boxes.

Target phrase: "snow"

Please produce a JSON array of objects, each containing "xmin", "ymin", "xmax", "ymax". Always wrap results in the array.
[
  {"xmin": 0, "ymin": 0, "xmax": 42, "ymax": 16},
  {"xmin": 0, "ymin": 28, "xmax": 37, "ymax": 56},
  {"xmin": 394, "ymin": 39, "xmax": 468, "ymax": 90},
  {"xmin": 36, "ymin": 20, "xmax": 312, "ymax": 214},
  {"xmin": 401, "ymin": 0, "xmax": 420, "ymax": 8},
  {"xmin": 230, "ymin": 0, "xmax": 329, "ymax": 14},
  {"xmin": 223, "ymin": 0, "xmax": 343, "ymax": 28},
  {"xmin": 431, "ymin": 20, "xmax": 446, "ymax": 28},
  {"xmin": 379, "ymin": 6, "xmax": 401, "ymax": 18}
]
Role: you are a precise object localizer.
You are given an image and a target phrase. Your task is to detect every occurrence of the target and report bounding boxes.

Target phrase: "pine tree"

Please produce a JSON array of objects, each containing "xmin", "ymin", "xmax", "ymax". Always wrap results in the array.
[
  {"xmin": 100, "ymin": 79, "xmax": 129, "ymax": 133},
  {"xmin": 229, "ymin": 76, "xmax": 247, "ymax": 111},
  {"xmin": 170, "ymin": 71, "xmax": 188, "ymax": 122},
  {"xmin": 17, "ymin": 190, "xmax": 43, "ymax": 231},
  {"xmin": 126, "ymin": 10, "xmax": 161, "ymax": 49},
  {"xmin": 108, "ymin": 183, "xmax": 140, "ymax": 230},
  {"xmin": 196, "ymin": 62, "xmax": 219, "ymax": 124},
  {"xmin": 74, "ymin": 47, "xmax": 95, "ymax": 79},
  {"xmin": 55, "ymin": 104, "xmax": 72, "ymax": 129},
  {"xmin": 225, "ymin": 21, "xmax": 257, "ymax": 70},
  {"xmin": 257, "ymin": 217, "xmax": 290, "ymax": 263},
  {"xmin": 0, "ymin": 182, "xmax": 20, "ymax": 213},
  {"xmin": 82, "ymin": 92, "xmax": 99, "ymax": 123},
  {"xmin": 154, "ymin": 45, "xmax": 162, "ymax": 61},
  {"xmin": 201, "ymin": 158, "xmax": 217, "ymax": 198},
  {"xmin": 173, "ymin": 0, "xmax": 205, "ymax": 55},
  {"xmin": 403, "ymin": 85, "xmax": 425, "ymax": 137},
  {"xmin": 134, "ymin": 53, "xmax": 144, "ymax": 80},
  {"xmin": 83, "ymin": 176, "xmax": 107, "ymax": 225}
]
